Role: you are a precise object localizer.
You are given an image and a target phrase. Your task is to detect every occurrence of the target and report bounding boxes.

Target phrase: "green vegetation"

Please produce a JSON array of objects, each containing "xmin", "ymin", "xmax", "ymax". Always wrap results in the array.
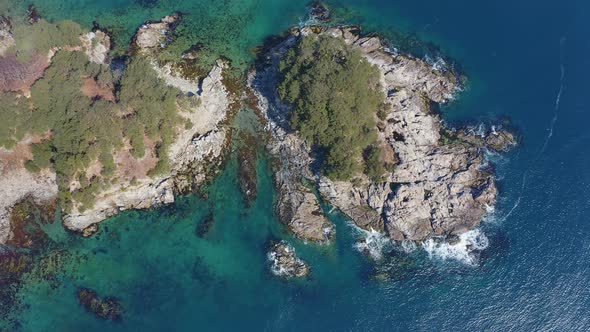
[
  {"xmin": 11, "ymin": 19, "xmax": 83, "ymax": 62},
  {"xmin": 0, "ymin": 93, "xmax": 32, "ymax": 149},
  {"xmin": 363, "ymin": 145, "xmax": 385, "ymax": 182},
  {"xmin": 278, "ymin": 35, "xmax": 386, "ymax": 181},
  {"xmin": 0, "ymin": 20, "xmax": 183, "ymax": 211}
]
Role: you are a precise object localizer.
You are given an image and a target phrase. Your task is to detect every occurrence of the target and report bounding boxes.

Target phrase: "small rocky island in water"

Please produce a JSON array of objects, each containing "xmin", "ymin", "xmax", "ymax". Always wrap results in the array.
[{"xmin": 0, "ymin": 3, "xmax": 515, "ymax": 284}]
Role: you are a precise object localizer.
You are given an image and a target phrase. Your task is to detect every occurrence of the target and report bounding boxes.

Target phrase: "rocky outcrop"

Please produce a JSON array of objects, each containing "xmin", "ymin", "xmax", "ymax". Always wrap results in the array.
[
  {"xmin": 134, "ymin": 14, "xmax": 180, "ymax": 53},
  {"xmin": 62, "ymin": 17, "xmax": 231, "ymax": 234},
  {"xmin": 249, "ymin": 32, "xmax": 334, "ymax": 244},
  {"xmin": 0, "ymin": 17, "xmax": 14, "ymax": 57},
  {"xmin": 0, "ymin": 15, "xmax": 231, "ymax": 240},
  {"xmin": 80, "ymin": 30, "xmax": 111, "ymax": 64},
  {"xmin": 252, "ymin": 25, "xmax": 515, "ymax": 244},
  {"xmin": 63, "ymin": 63, "xmax": 229, "ymax": 233},
  {"xmin": 268, "ymin": 241, "xmax": 310, "ymax": 278},
  {"xmin": 319, "ymin": 26, "xmax": 515, "ymax": 242},
  {"xmin": 0, "ymin": 136, "xmax": 58, "ymax": 244}
]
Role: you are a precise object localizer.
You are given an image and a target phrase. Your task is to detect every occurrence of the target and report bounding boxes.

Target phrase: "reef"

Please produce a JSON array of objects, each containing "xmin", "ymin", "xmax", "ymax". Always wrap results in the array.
[{"xmin": 77, "ymin": 287, "xmax": 123, "ymax": 321}]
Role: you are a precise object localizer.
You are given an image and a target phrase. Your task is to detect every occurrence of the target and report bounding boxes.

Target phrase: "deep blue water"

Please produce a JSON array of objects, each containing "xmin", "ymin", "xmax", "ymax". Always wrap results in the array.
[{"xmin": 4, "ymin": 0, "xmax": 590, "ymax": 330}]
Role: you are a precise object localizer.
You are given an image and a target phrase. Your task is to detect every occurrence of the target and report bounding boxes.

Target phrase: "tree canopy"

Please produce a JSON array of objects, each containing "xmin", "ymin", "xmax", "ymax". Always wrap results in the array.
[
  {"xmin": 278, "ymin": 35, "xmax": 386, "ymax": 181},
  {"xmin": 0, "ymin": 19, "xmax": 183, "ymax": 211}
]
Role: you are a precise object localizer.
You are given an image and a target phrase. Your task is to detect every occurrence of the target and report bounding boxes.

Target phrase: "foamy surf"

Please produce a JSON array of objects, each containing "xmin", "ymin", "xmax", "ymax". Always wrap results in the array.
[
  {"xmin": 354, "ymin": 228, "xmax": 392, "ymax": 260},
  {"xmin": 421, "ymin": 229, "xmax": 490, "ymax": 266}
]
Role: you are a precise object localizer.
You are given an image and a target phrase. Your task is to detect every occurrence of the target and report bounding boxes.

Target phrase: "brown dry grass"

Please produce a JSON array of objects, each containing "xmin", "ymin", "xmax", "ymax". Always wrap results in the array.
[
  {"xmin": 0, "ymin": 54, "xmax": 49, "ymax": 93},
  {"xmin": 81, "ymin": 77, "xmax": 115, "ymax": 102},
  {"xmin": 0, "ymin": 133, "xmax": 49, "ymax": 173},
  {"xmin": 115, "ymin": 135, "xmax": 158, "ymax": 181}
]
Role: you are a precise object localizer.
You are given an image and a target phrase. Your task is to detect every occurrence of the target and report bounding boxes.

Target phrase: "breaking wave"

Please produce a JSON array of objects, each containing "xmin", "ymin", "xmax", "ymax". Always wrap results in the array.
[
  {"xmin": 424, "ymin": 54, "xmax": 449, "ymax": 72},
  {"xmin": 422, "ymin": 229, "xmax": 490, "ymax": 266},
  {"xmin": 354, "ymin": 228, "xmax": 392, "ymax": 260}
]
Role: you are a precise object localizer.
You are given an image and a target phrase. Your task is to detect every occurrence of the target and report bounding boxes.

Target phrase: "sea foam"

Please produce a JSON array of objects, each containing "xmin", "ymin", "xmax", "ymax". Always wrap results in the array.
[
  {"xmin": 354, "ymin": 228, "xmax": 392, "ymax": 260},
  {"xmin": 422, "ymin": 229, "xmax": 489, "ymax": 266}
]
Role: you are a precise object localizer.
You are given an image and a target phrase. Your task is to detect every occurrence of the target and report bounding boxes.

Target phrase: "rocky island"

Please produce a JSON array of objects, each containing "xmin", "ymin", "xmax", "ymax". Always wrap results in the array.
[
  {"xmin": 0, "ymin": 5, "xmax": 514, "ymax": 275},
  {"xmin": 251, "ymin": 24, "xmax": 515, "ymax": 249}
]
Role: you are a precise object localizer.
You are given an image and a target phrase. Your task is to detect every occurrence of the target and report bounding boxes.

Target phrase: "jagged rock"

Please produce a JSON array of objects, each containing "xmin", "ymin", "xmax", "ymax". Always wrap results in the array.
[
  {"xmin": 248, "ymin": 29, "xmax": 335, "ymax": 244},
  {"xmin": 61, "ymin": 20, "xmax": 231, "ymax": 234},
  {"xmin": 251, "ymin": 25, "xmax": 515, "ymax": 244},
  {"xmin": 453, "ymin": 125, "xmax": 517, "ymax": 152},
  {"xmin": 80, "ymin": 30, "xmax": 111, "ymax": 64},
  {"xmin": 268, "ymin": 241, "xmax": 310, "ymax": 278},
  {"xmin": 134, "ymin": 14, "xmax": 180, "ymax": 52},
  {"xmin": 82, "ymin": 223, "xmax": 99, "ymax": 238},
  {"xmin": 77, "ymin": 288, "xmax": 123, "ymax": 321}
]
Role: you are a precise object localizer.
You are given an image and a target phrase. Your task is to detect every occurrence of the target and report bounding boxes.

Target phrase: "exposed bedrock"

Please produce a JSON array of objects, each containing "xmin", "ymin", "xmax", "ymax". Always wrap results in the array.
[{"xmin": 250, "ymin": 25, "xmax": 515, "ymax": 244}]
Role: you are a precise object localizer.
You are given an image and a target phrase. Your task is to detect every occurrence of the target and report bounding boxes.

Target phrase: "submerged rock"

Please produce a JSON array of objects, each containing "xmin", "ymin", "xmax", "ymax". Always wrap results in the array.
[
  {"xmin": 267, "ymin": 241, "xmax": 310, "ymax": 278},
  {"xmin": 237, "ymin": 132, "xmax": 258, "ymax": 207},
  {"xmin": 77, "ymin": 287, "xmax": 123, "ymax": 321},
  {"xmin": 195, "ymin": 210, "xmax": 215, "ymax": 238},
  {"xmin": 308, "ymin": 2, "xmax": 331, "ymax": 22}
]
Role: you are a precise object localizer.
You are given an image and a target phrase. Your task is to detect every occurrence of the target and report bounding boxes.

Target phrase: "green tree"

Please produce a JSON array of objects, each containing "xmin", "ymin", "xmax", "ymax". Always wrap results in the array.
[{"xmin": 278, "ymin": 35, "xmax": 385, "ymax": 181}]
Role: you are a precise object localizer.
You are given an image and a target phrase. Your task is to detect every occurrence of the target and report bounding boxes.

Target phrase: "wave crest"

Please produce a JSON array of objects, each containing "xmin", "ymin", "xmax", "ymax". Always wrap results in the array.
[
  {"xmin": 354, "ymin": 228, "xmax": 392, "ymax": 260},
  {"xmin": 421, "ymin": 229, "xmax": 489, "ymax": 265}
]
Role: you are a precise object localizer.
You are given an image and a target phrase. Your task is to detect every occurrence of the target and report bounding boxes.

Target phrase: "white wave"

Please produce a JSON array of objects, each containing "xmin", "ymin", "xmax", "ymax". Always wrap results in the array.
[
  {"xmin": 539, "ymin": 37, "xmax": 566, "ymax": 155},
  {"xmin": 354, "ymin": 228, "xmax": 392, "ymax": 260},
  {"xmin": 425, "ymin": 54, "xmax": 448, "ymax": 72},
  {"xmin": 400, "ymin": 239, "xmax": 417, "ymax": 253},
  {"xmin": 298, "ymin": 17, "xmax": 320, "ymax": 27},
  {"xmin": 422, "ymin": 229, "xmax": 489, "ymax": 266}
]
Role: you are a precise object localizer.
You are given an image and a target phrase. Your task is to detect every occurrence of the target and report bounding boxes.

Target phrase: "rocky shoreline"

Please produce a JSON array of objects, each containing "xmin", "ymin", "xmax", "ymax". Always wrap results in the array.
[
  {"xmin": 250, "ymin": 25, "xmax": 515, "ymax": 245},
  {"xmin": 0, "ymin": 15, "xmax": 234, "ymax": 242},
  {"xmin": 1, "ymin": 12, "xmax": 515, "ymax": 259}
]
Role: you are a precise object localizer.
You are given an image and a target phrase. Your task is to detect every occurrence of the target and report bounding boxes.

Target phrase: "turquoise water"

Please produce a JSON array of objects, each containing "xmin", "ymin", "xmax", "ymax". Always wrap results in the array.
[{"xmin": 3, "ymin": 0, "xmax": 590, "ymax": 330}]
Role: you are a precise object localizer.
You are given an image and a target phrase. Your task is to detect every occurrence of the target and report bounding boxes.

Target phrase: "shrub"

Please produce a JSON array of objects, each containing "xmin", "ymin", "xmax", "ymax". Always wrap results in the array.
[{"xmin": 364, "ymin": 145, "xmax": 385, "ymax": 182}]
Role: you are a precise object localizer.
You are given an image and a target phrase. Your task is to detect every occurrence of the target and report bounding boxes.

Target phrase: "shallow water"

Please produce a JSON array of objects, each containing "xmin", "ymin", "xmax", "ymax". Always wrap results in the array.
[{"xmin": 2, "ymin": 0, "xmax": 590, "ymax": 330}]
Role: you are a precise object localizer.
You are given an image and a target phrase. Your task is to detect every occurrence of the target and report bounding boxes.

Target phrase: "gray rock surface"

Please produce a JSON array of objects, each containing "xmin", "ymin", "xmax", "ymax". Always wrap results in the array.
[
  {"xmin": 268, "ymin": 241, "xmax": 310, "ymax": 278},
  {"xmin": 0, "ymin": 18, "xmax": 14, "ymax": 57},
  {"xmin": 80, "ymin": 30, "xmax": 111, "ymax": 64},
  {"xmin": 63, "ymin": 17, "xmax": 231, "ymax": 233},
  {"xmin": 252, "ymin": 25, "xmax": 515, "ymax": 243},
  {"xmin": 249, "ymin": 32, "xmax": 334, "ymax": 244},
  {"xmin": 134, "ymin": 14, "xmax": 179, "ymax": 52}
]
